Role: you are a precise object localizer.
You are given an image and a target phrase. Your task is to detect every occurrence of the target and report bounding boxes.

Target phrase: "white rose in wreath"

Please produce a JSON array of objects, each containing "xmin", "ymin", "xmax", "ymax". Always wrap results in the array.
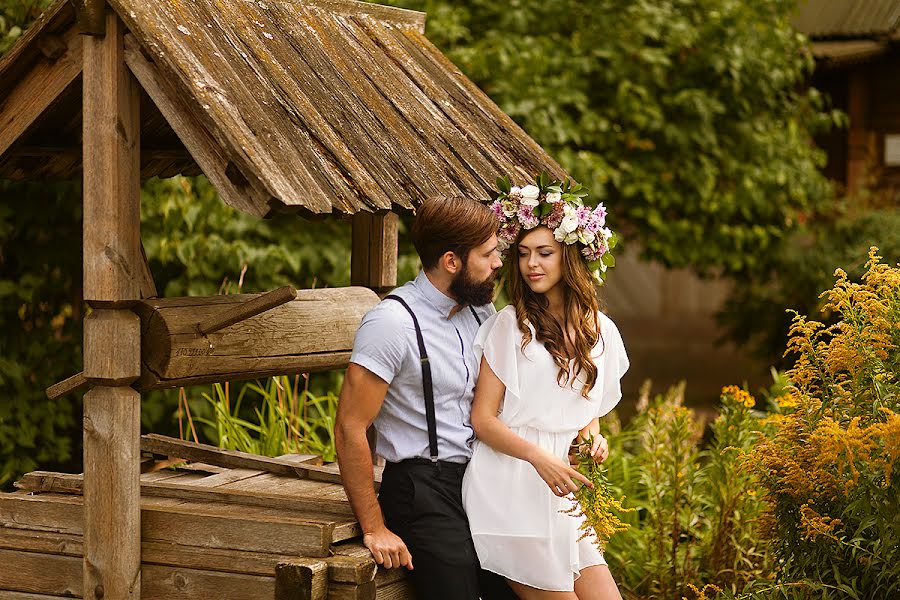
[{"xmin": 520, "ymin": 185, "xmax": 540, "ymax": 206}]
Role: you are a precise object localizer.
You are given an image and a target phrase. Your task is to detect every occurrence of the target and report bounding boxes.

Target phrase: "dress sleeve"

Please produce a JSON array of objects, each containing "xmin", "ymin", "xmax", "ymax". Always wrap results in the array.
[
  {"xmin": 587, "ymin": 314, "xmax": 630, "ymax": 418},
  {"xmin": 473, "ymin": 307, "xmax": 521, "ymax": 397}
]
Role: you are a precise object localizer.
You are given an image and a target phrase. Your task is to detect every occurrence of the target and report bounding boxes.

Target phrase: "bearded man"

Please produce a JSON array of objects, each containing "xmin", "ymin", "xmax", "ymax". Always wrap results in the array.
[{"xmin": 335, "ymin": 196, "xmax": 515, "ymax": 600}]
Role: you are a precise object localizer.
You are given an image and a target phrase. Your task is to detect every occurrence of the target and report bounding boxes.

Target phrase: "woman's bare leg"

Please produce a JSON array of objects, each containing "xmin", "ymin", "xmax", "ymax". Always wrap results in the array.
[
  {"xmin": 506, "ymin": 579, "xmax": 578, "ymax": 600},
  {"xmin": 573, "ymin": 565, "xmax": 622, "ymax": 600}
]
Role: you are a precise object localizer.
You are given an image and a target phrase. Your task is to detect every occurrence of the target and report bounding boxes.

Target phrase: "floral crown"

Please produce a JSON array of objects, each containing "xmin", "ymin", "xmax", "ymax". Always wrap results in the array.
[{"xmin": 489, "ymin": 172, "xmax": 618, "ymax": 284}]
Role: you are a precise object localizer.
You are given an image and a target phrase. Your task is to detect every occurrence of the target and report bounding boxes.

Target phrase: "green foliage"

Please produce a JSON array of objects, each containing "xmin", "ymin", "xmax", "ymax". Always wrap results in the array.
[
  {"xmin": 379, "ymin": 0, "xmax": 838, "ymax": 277},
  {"xmin": 0, "ymin": 0, "xmax": 51, "ymax": 53},
  {"xmin": 601, "ymin": 382, "xmax": 771, "ymax": 599},
  {"xmin": 183, "ymin": 375, "xmax": 339, "ymax": 461},
  {"xmin": 0, "ymin": 180, "xmax": 83, "ymax": 487},
  {"xmin": 720, "ymin": 207, "xmax": 900, "ymax": 364}
]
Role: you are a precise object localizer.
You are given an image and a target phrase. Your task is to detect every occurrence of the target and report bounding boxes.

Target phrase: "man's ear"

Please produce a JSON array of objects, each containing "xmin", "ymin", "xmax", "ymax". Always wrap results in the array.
[{"xmin": 438, "ymin": 251, "xmax": 462, "ymax": 275}]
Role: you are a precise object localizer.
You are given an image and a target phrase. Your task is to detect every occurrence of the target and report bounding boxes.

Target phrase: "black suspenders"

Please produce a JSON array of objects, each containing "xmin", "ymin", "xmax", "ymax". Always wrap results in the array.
[{"xmin": 384, "ymin": 295, "xmax": 482, "ymax": 462}]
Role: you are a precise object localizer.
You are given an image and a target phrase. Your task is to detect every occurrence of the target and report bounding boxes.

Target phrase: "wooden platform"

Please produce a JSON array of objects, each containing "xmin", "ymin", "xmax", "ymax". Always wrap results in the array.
[{"xmin": 0, "ymin": 435, "xmax": 411, "ymax": 600}]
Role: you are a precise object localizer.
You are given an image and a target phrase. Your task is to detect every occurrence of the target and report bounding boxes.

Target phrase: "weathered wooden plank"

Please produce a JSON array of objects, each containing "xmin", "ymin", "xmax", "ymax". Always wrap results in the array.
[
  {"xmin": 82, "ymin": 386, "xmax": 141, "ymax": 600},
  {"xmin": 0, "ymin": 546, "xmax": 289, "ymax": 599},
  {"xmin": 0, "ymin": 24, "xmax": 81, "ymax": 160},
  {"xmin": 188, "ymin": 0, "xmax": 371, "ymax": 214},
  {"xmin": 113, "ymin": 0, "xmax": 338, "ymax": 214},
  {"xmin": 374, "ymin": 579, "xmax": 414, "ymax": 600},
  {"xmin": 0, "ymin": 591, "xmax": 79, "ymax": 600},
  {"xmin": 133, "ymin": 286, "xmax": 377, "ymax": 389},
  {"xmin": 0, "ymin": 494, "xmax": 84, "ymax": 535},
  {"xmin": 331, "ymin": 14, "xmax": 495, "ymax": 191},
  {"xmin": 276, "ymin": 559, "xmax": 328, "ymax": 600},
  {"xmin": 327, "ymin": 581, "xmax": 375, "ymax": 600},
  {"xmin": 0, "ymin": 492, "xmax": 338, "ymax": 557},
  {"xmin": 284, "ymin": 4, "xmax": 471, "ymax": 198},
  {"xmin": 142, "ymin": 564, "xmax": 275, "ymax": 600},
  {"xmin": 0, "ymin": 549, "xmax": 82, "ymax": 597},
  {"xmin": 330, "ymin": 545, "xmax": 403, "ymax": 588},
  {"xmin": 83, "ymin": 310, "xmax": 141, "ymax": 384},
  {"xmin": 242, "ymin": 1, "xmax": 445, "ymax": 208},
  {"xmin": 122, "ymin": 33, "xmax": 271, "ymax": 218},
  {"xmin": 351, "ymin": 212, "xmax": 398, "ymax": 291}
]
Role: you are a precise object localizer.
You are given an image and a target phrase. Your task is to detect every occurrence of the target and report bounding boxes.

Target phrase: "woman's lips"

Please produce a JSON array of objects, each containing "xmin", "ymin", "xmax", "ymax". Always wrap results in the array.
[{"xmin": 527, "ymin": 273, "xmax": 544, "ymax": 280}]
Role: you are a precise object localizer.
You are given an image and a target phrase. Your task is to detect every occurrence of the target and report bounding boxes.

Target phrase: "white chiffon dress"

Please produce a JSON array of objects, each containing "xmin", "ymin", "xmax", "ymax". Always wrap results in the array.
[{"xmin": 461, "ymin": 305, "xmax": 629, "ymax": 591}]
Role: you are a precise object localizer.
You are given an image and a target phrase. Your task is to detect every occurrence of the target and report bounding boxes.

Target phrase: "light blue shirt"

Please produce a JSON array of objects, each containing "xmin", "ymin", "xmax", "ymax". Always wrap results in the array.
[{"xmin": 349, "ymin": 271, "xmax": 496, "ymax": 463}]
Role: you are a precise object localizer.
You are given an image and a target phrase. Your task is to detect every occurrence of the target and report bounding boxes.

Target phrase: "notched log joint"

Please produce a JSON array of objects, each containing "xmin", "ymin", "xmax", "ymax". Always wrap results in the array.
[{"xmin": 70, "ymin": 0, "xmax": 106, "ymax": 36}]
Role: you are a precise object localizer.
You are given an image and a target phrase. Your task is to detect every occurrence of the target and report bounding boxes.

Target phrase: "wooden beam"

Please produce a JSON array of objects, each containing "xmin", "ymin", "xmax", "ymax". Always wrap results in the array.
[
  {"xmin": 0, "ymin": 27, "xmax": 82, "ymax": 160},
  {"xmin": 846, "ymin": 70, "xmax": 872, "ymax": 197},
  {"xmin": 122, "ymin": 33, "xmax": 272, "ymax": 218},
  {"xmin": 138, "ymin": 434, "xmax": 382, "ymax": 487},
  {"xmin": 81, "ymin": 8, "xmax": 142, "ymax": 600},
  {"xmin": 276, "ymin": 559, "xmax": 328, "ymax": 600},
  {"xmin": 351, "ymin": 211, "xmax": 398, "ymax": 292},
  {"xmin": 132, "ymin": 287, "xmax": 377, "ymax": 390},
  {"xmin": 15, "ymin": 471, "xmax": 355, "ymax": 518},
  {"xmin": 0, "ymin": 492, "xmax": 351, "ymax": 558},
  {"xmin": 45, "ymin": 371, "xmax": 89, "ymax": 400},
  {"xmin": 70, "ymin": 0, "xmax": 106, "ymax": 36}
]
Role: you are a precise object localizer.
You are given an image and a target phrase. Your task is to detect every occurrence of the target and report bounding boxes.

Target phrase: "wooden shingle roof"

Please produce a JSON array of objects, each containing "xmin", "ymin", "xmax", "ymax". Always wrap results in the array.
[{"xmin": 0, "ymin": 0, "xmax": 568, "ymax": 217}]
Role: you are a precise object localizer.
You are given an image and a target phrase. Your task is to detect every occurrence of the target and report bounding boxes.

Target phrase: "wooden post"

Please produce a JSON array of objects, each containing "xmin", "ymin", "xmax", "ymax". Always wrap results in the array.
[
  {"xmin": 351, "ymin": 211, "xmax": 398, "ymax": 292},
  {"xmin": 82, "ymin": 6, "xmax": 142, "ymax": 600},
  {"xmin": 847, "ymin": 70, "xmax": 871, "ymax": 198}
]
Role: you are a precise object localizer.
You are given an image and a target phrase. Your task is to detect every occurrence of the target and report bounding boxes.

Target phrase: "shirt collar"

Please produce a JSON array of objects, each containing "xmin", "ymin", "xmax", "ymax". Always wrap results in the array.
[{"xmin": 414, "ymin": 271, "xmax": 458, "ymax": 320}]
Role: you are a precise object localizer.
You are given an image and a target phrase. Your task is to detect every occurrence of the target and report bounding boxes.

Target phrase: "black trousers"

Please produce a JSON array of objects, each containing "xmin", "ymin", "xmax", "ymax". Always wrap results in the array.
[{"xmin": 379, "ymin": 459, "xmax": 519, "ymax": 600}]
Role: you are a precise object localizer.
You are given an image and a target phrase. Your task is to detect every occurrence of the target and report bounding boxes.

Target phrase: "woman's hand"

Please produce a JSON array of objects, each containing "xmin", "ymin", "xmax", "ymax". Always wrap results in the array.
[
  {"xmin": 528, "ymin": 446, "xmax": 593, "ymax": 497},
  {"xmin": 577, "ymin": 419, "xmax": 609, "ymax": 463}
]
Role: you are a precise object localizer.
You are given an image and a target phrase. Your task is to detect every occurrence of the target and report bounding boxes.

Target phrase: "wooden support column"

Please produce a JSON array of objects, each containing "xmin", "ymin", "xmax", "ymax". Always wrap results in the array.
[
  {"xmin": 847, "ymin": 70, "xmax": 871, "ymax": 198},
  {"xmin": 350, "ymin": 211, "xmax": 398, "ymax": 292},
  {"xmin": 82, "ymin": 6, "xmax": 142, "ymax": 600}
]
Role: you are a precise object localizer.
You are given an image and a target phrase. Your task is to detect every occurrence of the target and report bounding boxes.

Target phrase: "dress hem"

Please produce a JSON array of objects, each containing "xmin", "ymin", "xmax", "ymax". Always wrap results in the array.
[{"xmin": 481, "ymin": 559, "xmax": 608, "ymax": 593}]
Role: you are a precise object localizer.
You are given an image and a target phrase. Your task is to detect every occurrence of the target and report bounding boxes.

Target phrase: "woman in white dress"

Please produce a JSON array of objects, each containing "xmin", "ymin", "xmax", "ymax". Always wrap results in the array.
[{"xmin": 462, "ymin": 186, "xmax": 628, "ymax": 600}]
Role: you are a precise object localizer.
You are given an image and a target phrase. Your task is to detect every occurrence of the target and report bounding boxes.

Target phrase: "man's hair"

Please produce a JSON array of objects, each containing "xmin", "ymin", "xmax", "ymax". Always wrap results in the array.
[{"xmin": 412, "ymin": 196, "xmax": 497, "ymax": 270}]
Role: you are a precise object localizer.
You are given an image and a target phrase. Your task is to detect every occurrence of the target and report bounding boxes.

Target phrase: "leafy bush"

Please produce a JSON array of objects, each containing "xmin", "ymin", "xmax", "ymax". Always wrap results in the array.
[
  {"xmin": 743, "ymin": 248, "xmax": 900, "ymax": 598},
  {"xmin": 601, "ymin": 382, "xmax": 771, "ymax": 599}
]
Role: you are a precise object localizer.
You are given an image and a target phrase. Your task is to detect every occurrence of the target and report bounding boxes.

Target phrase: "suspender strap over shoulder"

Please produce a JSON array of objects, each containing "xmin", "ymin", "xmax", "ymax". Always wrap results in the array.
[{"xmin": 384, "ymin": 295, "xmax": 439, "ymax": 461}]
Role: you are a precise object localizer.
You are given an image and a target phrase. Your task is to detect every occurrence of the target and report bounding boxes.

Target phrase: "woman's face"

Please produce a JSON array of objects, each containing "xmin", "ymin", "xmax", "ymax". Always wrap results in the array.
[{"xmin": 517, "ymin": 226, "xmax": 564, "ymax": 296}]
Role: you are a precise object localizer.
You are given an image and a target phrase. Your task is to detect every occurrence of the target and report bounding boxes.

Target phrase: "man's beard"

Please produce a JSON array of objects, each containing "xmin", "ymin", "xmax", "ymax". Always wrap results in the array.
[{"xmin": 449, "ymin": 262, "xmax": 497, "ymax": 307}]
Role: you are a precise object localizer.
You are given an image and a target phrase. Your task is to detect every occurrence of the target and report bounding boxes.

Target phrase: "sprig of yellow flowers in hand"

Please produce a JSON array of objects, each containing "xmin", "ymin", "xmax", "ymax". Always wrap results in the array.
[{"xmin": 562, "ymin": 435, "xmax": 634, "ymax": 551}]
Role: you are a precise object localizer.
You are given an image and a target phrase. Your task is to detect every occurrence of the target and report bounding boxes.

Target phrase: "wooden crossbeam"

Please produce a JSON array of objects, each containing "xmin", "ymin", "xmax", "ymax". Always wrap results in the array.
[
  {"xmin": 0, "ymin": 27, "xmax": 82, "ymax": 159},
  {"xmin": 15, "ymin": 471, "xmax": 355, "ymax": 518},
  {"xmin": 139, "ymin": 434, "xmax": 382, "ymax": 487}
]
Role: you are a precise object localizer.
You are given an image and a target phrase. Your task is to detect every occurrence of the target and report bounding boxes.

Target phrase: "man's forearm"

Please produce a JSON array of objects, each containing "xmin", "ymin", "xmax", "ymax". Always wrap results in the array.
[{"xmin": 336, "ymin": 425, "xmax": 385, "ymax": 534}]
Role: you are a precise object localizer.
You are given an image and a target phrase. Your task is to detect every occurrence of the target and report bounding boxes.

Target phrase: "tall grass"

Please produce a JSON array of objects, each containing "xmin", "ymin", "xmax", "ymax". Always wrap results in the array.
[{"xmin": 179, "ymin": 374, "xmax": 339, "ymax": 461}]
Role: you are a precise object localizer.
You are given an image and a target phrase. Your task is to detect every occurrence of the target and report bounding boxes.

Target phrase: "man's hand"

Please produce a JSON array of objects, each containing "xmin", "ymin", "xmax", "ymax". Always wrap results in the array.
[{"xmin": 363, "ymin": 526, "xmax": 414, "ymax": 570}]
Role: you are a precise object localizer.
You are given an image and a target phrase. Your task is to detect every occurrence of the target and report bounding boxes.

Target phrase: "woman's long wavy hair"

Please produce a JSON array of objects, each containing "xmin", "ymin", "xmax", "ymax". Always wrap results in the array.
[{"xmin": 508, "ymin": 227, "xmax": 603, "ymax": 398}]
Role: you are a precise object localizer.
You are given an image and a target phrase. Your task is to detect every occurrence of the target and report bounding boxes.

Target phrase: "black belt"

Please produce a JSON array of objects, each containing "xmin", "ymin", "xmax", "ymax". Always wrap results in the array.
[{"xmin": 384, "ymin": 295, "xmax": 482, "ymax": 462}]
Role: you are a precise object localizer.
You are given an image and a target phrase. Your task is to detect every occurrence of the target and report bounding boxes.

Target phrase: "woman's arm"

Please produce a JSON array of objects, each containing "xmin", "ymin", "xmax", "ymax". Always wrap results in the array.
[{"xmin": 471, "ymin": 356, "xmax": 592, "ymax": 496}]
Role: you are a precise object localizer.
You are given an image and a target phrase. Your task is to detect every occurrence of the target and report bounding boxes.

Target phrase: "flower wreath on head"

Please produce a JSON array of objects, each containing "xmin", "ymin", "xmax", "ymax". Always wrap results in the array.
[{"xmin": 489, "ymin": 171, "xmax": 618, "ymax": 285}]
